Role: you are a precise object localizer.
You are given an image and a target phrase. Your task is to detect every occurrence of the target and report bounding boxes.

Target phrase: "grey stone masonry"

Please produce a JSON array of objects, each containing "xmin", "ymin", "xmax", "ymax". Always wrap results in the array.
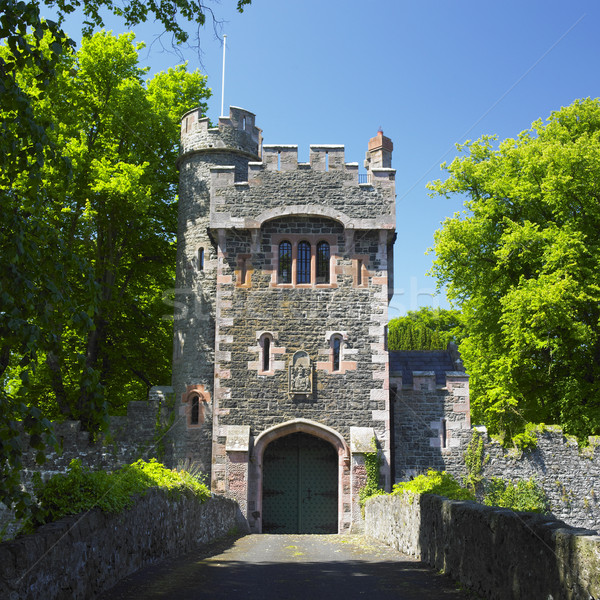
[
  {"xmin": 0, "ymin": 492, "xmax": 244, "ymax": 600},
  {"xmin": 479, "ymin": 427, "xmax": 600, "ymax": 533},
  {"xmin": 391, "ymin": 351, "xmax": 471, "ymax": 483},
  {"xmin": 209, "ymin": 150, "xmax": 395, "ymax": 231},
  {"xmin": 172, "ymin": 107, "xmax": 262, "ymax": 474},
  {"xmin": 366, "ymin": 493, "xmax": 600, "ymax": 600}
]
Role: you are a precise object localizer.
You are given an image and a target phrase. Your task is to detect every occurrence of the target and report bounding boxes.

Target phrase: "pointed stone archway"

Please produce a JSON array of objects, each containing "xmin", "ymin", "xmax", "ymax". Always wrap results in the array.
[{"xmin": 248, "ymin": 419, "xmax": 351, "ymax": 534}]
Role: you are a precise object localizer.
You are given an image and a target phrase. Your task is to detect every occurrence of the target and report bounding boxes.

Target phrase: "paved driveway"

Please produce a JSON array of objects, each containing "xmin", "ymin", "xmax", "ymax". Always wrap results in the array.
[{"xmin": 99, "ymin": 534, "xmax": 481, "ymax": 599}]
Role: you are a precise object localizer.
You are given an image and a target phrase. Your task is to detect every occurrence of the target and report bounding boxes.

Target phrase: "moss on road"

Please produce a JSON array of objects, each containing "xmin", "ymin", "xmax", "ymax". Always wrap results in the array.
[{"xmin": 99, "ymin": 534, "xmax": 482, "ymax": 599}]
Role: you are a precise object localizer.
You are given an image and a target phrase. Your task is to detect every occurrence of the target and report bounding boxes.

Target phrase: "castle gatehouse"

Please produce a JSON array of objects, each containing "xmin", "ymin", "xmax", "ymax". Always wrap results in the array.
[{"xmin": 156, "ymin": 106, "xmax": 470, "ymax": 533}]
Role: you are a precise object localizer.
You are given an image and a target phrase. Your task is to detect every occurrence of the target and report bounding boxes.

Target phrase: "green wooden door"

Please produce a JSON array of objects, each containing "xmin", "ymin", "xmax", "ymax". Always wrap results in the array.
[{"xmin": 262, "ymin": 433, "xmax": 338, "ymax": 534}]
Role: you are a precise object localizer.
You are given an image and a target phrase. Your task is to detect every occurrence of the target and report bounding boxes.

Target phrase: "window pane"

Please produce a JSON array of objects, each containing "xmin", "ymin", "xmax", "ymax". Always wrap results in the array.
[
  {"xmin": 263, "ymin": 337, "xmax": 271, "ymax": 372},
  {"xmin": 279, "ymin": 241, "xmax": 292, "ymax": 283},
  {"xmin": 298, "ymin": 241, "xmax": 311, "ymax": 284},
  {"xmin": 316, "ymin": 241, "xmax": 330, "ymax": 283},
  {"xmin": 191, "ymin": 396, "xmax": 199, "ymax": 424},
  {"xmin": 333, "ymin": 337, "xmax": 341, "ymax": 371}
]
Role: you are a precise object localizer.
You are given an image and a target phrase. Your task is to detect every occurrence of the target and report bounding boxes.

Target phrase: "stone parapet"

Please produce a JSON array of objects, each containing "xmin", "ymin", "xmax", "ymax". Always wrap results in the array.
[
  {"xmin": 208, "ymin": 149, "xmax": 395, "ymax": 232},
  {"xmin": 391, "ymin": 363, "xmax": 471, "ymax": 482},
  {"xmin": 0, "ymin": 492, "xmax": 245, "ymax": 600},
  {"xmin": 365, "ymin": 493, "xmax": 600, "ymax": 600}
]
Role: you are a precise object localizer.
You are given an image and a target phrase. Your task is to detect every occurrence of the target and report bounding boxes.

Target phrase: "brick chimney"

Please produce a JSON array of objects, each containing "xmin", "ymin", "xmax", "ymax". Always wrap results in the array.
[{"xmin": 365, "ymin": 129, "xmax": 393, "ymax": 169}]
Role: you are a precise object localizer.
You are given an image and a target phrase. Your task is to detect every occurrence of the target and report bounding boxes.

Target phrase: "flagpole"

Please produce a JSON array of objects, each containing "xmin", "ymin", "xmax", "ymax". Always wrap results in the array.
[{"xmin": 220, "ymin": 34, "xmax": 227, "ymax": 117}]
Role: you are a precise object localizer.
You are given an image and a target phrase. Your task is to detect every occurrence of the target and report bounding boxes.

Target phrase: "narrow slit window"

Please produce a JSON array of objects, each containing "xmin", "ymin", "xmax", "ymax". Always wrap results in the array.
[
  {"xmin": 316, "ymin": 241, "xmax": 330, "ymax": 284},
  {"xmin": 325, "ymin": 151, "xmax": 329, "ymax": 171},
  {"xmin": 357, "ymin": 259, "xmax": 362, "ymax": 285},
  {"xmin": 441, "ymin": 419, "xmax": 447, "ymax": 448},
  {"xmin": 333, "ymin": 336, "xmax": 341, "ymax": 372},
  {"xmin": 278, "ymin": 241, "xmax": 292, "ymax": 283},
  {"xmin": 198, "ymin": 247, "xmax": 204, "ymax": 271},
  {"xmin": 262, "ymin": 336, "xmax": 271, "ymax": 372},
  {"xmin": 190, "ymin": 396, "xmax": 199, "ymax": 425},
  {"xmin": 277, "ymin": 151, "xmax": 281, "ymax": 171},
  {"xmin": 240, "ymin": 258, "xmax": 247, "ymax": 285},
  {"xmin": 297, "ymin": 241, "xmax": 311, "ymax": 284}
]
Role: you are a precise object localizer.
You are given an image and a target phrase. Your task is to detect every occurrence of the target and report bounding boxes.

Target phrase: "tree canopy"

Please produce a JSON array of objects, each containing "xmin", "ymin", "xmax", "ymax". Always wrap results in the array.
[
  {"xmin": 429, "ymin": 98, "xmax": 600, "ymax": 442},
  {"xmin": 388, "ymin": 307, "xmax": 464, "ymax": 351},
  {"xmin": 0, "ymin": 29, "xmax": 210, "ymax": 518}
]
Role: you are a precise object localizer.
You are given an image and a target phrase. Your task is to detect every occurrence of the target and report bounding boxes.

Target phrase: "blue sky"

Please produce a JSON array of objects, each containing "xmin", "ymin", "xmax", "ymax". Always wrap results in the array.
[{"xmin": 60, "ymin": 0, "xmax": 600, "ymax": 317}]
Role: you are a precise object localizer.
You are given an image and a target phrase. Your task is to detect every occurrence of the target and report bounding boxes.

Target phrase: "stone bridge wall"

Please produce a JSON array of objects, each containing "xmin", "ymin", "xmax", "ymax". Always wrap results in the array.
[
  {"xmin": 0, "ymin": 491, "xmax": 244, "ymax": 600},
  {"xmin": 365, "ymin": 493, "xmax": 600, "ymax": 600}
]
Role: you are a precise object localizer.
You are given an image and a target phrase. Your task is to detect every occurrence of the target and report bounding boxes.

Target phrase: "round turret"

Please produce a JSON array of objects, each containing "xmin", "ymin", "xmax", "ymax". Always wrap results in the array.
[{"xmin": 180, "ymin": 106, "xmax": 262, "ymax": 160}]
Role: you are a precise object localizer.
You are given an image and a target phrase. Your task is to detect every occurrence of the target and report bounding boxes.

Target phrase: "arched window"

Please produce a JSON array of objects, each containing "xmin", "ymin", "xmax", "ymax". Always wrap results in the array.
[
  {"xmin": 198, "ymin": 247, "xmax": 204, "ymax": 271},
  {"xmin": 297, "ymin": 241, "xmax": 311, "ymax": 284},
  {"xmin": 278, "ymin": 241, "xmax": 292, "ymax": 283},
  {"xmin": 316, "ymin": 241, "xmax": 330, "ymax": 284},
  {"xmin": 190, "ymin": 395, "xmax": 200, "ymax": 425},
  {"xmin": 262, "ymin": 335, "xmax": 271, "ymax": 372},
  {"xmin": 332, "ymin": 336, "xmax": 342, "ymax": 372}
]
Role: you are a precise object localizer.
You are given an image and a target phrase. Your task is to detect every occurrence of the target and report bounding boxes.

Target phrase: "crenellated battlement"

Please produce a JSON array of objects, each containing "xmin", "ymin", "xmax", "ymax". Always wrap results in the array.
[
  {"xmin": 250, "ymin": 143, "xmax": 394, "ymax": 182},
  {"xmin": 208, "ymin": 149, "xmax": 396, "ymax": 232},
  {"xmin": 179, "ymin": 106, "xmax": 396, "ymax": 192},
  {"xmin": 179, "ymin": 105, "xmax": 262, "ymax": 160}
]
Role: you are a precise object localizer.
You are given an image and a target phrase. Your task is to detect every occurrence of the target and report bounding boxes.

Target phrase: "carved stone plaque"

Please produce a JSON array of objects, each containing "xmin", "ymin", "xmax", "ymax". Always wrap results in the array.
[{"xmin": 289, "ymin": 350, "xmax": 312, "ymax": 395}]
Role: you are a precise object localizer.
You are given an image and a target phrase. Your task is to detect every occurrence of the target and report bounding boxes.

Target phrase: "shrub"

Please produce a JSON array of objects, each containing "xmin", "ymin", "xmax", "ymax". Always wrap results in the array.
[
  {"xmin": 29, "ymin": 458, "xmax": 210, "ymax": 528},
  {"xmin": 483, "ymin": 477, "xmax": 549, "ymax": 513},
  {"xmin": 392, "ymin": 470, "xmax": 475, "ymax": 502}
]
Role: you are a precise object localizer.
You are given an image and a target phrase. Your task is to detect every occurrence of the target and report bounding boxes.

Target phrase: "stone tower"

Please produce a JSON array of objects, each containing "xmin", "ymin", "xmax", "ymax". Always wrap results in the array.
[
  {"xmin": 171, "ymin": 107, "xmax": 396, "ymax": 533},
  {"xmin": 171, "ymin": 107, "xmax": 262, "ymax": 471}
]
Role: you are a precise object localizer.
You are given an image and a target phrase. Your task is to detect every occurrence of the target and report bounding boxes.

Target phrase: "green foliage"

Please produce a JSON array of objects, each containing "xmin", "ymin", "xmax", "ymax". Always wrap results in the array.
[
  {"xmin": 1, "ymin": 0, "xmax": 249, "ymax": 529},
  {"xmin": 29, "ymin": 458, "xmax": 210, "ymax": 529},
  {"xmin": 510, "ymin": 422, "xmax": 548, "ymax": 450},
  {"xmin": 358, "ymin": 440, "xmax": 385, "ymax": 511},
  {"xmin": 0, "ymin": 0, "xmax": 76, "ymax": 524},
  {"xmin": 483, "ymin": 477, "xmax": 549, "ymax": 513},
  {"xmin": 2, "ymin": 31, "xmax": 211, "ymax": 425},
  {"xmin": 392, "ymin": 469, "xmax": 475, "ymax": 502},
  {"xmin": 390, "ymin": 468, "xmax": 549, "ymax": 515},
  {"xmin": 175, "ymin": 458, "xmax": 207, "ymax": 485},
  {"xmin": 463, "ymin": 430, "xmax": 488, "ymax": 494},
  {"xmin": 429, "ymin": 98, "xmax": 600, "ymax": 442},
  {"xmin": 388, "ymin": 307, "xmax": 464, "ymax": 351}
]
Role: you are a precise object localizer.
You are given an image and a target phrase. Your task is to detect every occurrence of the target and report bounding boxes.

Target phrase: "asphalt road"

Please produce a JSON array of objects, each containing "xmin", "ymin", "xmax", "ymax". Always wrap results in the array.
[{"xmin": 98, "ymin": 534, "xmax": 482, "ymax": 599}]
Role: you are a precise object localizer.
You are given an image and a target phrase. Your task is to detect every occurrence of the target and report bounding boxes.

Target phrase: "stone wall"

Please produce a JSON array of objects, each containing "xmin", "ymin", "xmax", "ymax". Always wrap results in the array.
[
  {"xmin": 0, "ymin": 491, "xmax": 244, "ymax": 600},
  {"xmin": 391, "ymin": 366, "xmax": 471, "ymax": 483},
  {"xmin": 215, "ymin": 219, "xmax": 388, "ymax": 443},
  {"xmin": 365, "ymin": 493, "xmax": 600, "ymax": 600},
  {"xmin": 479, "ymin": 427, "xmax": 600, "ymax": 532},
  {"xmin": 210, "ymin": 161, "xmax": 395, "ymax": 229}
]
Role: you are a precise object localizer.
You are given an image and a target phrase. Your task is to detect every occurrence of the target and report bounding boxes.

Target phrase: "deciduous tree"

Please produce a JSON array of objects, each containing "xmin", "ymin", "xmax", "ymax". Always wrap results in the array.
[
  {"xmin": 429, "ymin": 98, "xmax": 600, "ymax": 442},
  {"xmin": 0, "ymin": 29, "xmax": 210, "ymax": 519}
]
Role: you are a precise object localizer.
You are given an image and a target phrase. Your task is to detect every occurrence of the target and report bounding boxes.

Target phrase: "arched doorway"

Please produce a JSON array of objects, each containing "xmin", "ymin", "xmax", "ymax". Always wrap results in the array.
[{"xmin": 262, "ymin": 432, "xmax": 338, "ymax": 534}]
